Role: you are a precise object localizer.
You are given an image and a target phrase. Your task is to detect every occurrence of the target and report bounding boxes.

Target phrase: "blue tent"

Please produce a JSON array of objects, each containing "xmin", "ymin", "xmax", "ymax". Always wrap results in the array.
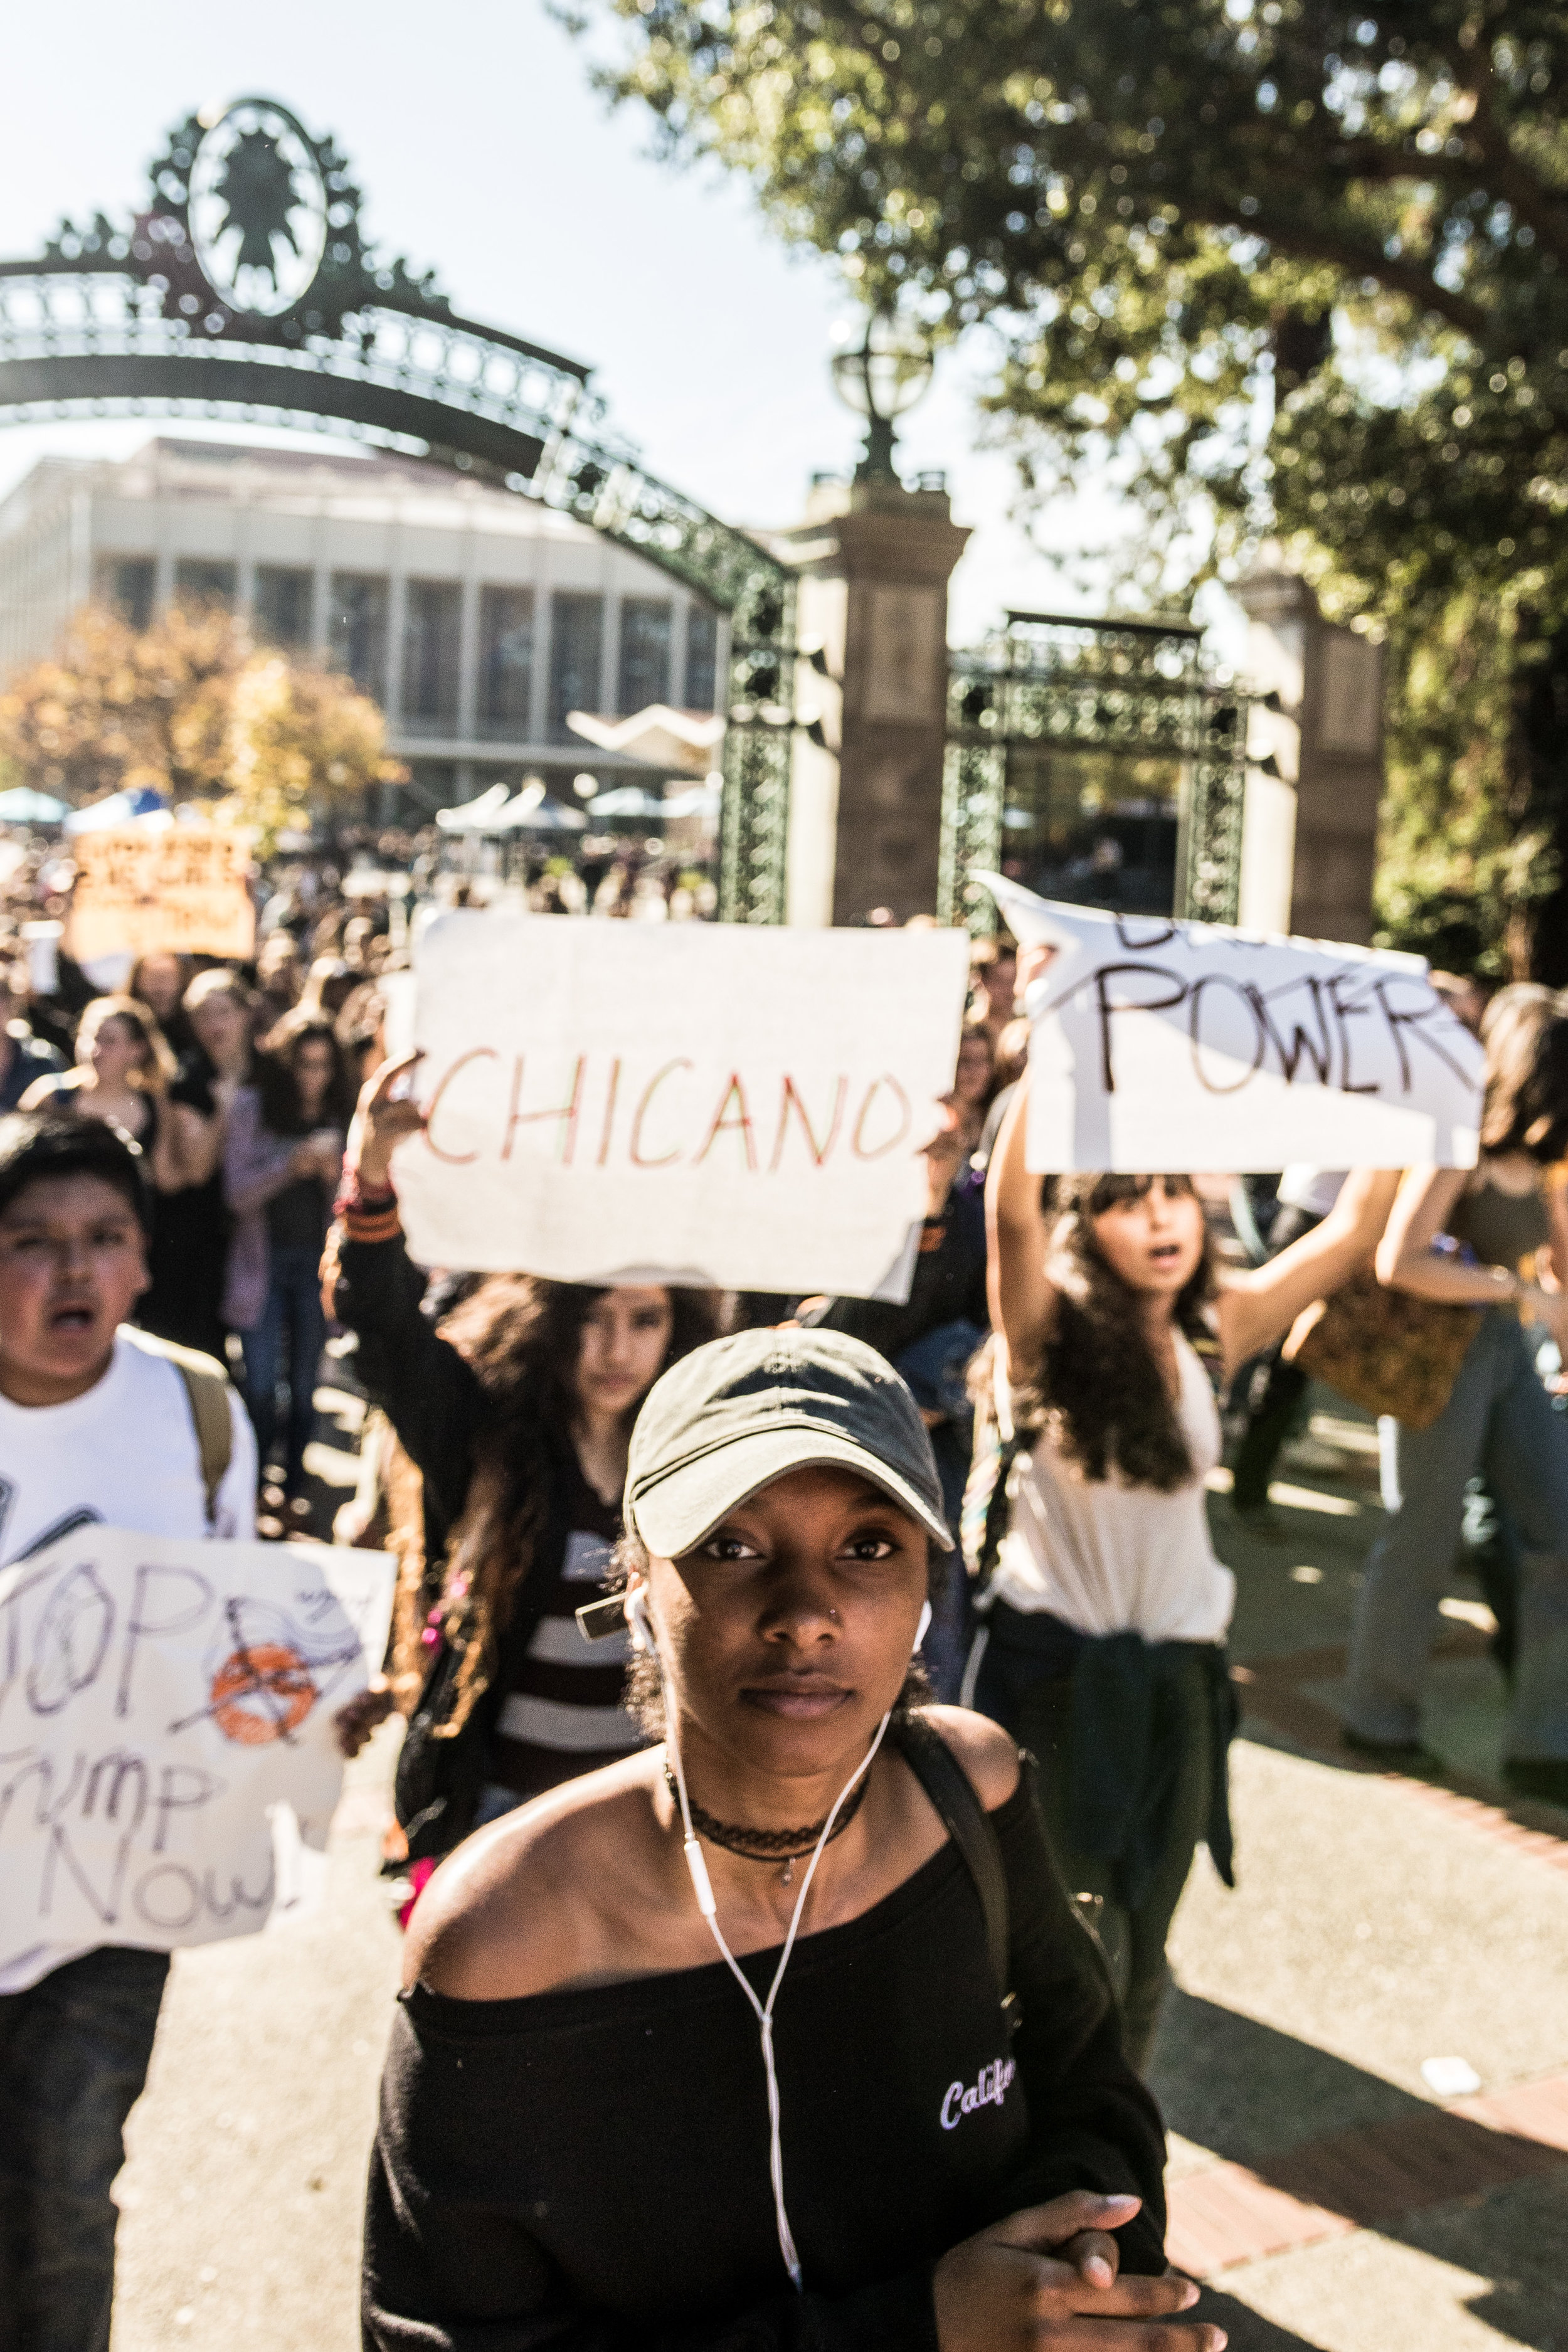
[{"xmin": 63, "ymin": 787, "xmax": 168, "ymax": 835}]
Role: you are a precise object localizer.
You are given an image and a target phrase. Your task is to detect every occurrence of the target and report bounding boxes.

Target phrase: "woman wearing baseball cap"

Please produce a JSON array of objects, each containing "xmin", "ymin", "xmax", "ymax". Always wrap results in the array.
[{"xmin": 364, "ymin": 1328, "xmax": 1222, "ymax": 2352}]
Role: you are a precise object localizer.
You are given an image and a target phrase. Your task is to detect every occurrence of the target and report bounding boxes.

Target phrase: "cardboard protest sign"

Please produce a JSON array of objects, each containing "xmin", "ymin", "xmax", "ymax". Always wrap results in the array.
[
  {"xmin": 0, "ymin": 1532, "xmax": 394, "ymax": 1979},
  {"xmin": 395, "ymin": 913, "xmax": 971, "ymax": 1299},
  {"xmin": 67, "ymin": 827, "xmax": 255, "ymax": 961},
  {"xmin": 978, "ymin": 875, "xmax": 1484, "ymax": 1172}
]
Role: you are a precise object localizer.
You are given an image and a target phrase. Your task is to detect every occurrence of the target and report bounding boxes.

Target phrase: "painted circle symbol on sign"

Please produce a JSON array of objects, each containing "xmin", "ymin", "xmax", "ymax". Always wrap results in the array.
[{"xmin": 208, "ymin": 1643, "xmax": 316, "ymax": 1744}]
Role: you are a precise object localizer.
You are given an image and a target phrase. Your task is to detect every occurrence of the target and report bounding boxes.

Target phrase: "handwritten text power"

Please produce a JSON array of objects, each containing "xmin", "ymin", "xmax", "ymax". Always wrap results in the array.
[
  {"xmin": 1079, "ymin": 963, "xmax": 1476, "ymax": 1099},
  {"xmin": 420, "ymin": 1054, "xmax": 919, "ymax": 1174}
]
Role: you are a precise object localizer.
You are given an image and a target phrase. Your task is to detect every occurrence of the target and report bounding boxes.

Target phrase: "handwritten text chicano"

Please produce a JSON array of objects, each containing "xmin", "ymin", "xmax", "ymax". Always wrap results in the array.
[{"xmin": 420, "ymin": 1052, "xmax": 922, "ymax": 1173}]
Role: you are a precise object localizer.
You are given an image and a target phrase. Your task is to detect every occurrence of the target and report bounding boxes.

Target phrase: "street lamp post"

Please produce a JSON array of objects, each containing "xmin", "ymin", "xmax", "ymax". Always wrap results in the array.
[
  {"xmin": 785, "ymin": 306, "xmax": 967, "ymax": 926},
  {"xmin": 829, "ymin": 310, "xmax": 934, "ymax": 482}
]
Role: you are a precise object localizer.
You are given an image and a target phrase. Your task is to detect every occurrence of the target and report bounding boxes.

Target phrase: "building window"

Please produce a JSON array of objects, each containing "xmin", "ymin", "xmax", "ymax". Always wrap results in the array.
[
  {"xmin": 618, "ymin": 596, "xmax": 672, "ymax": 715},
  {"xmin": 548, "ymin": 592, "xmax": 603, "ymax": 744},
  {"xmin": 686, "ymin": 603, "xmax": 719, "ymax": 711},
  {"xmin": 478, "ymin": 586, "xmax": 534, "ymax": 739},
  {"xmin": 96, "ymin": 558, "xmax": 154, "ymax": 632},
  {"xmin": 329, "ymin": 573, "xmax": 389, "ymax": 699},
  {"xmin": 402, "ymin": 578, "xmax": 462, "ymax": 734},
  {"xmin": 173, "ymin": 558, "xmax": 236, "ymax": 610},
  {"xmin": 254, "ymin": 565, "xmax": 314, "ymax": 647}
]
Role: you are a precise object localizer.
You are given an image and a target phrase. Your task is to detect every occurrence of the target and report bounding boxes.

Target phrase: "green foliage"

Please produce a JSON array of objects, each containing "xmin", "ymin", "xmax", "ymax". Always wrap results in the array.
[
  {"xmin": 581, "ymin": 0, "xmax": 1568, "ymax": 961},
  {"xmin": 586, "ymin": 0, "xmax": 1567, "ymax": 594},
  {"xmin": 1372, "ymin": 593, "xmax": 1538, "ymax": 973}
]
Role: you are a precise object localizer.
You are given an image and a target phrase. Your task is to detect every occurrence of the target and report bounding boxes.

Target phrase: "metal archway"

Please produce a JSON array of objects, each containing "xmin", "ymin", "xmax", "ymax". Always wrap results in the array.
[{"xmin": 0, "ymin": 97, "xmax": 795, "ymax": 921}]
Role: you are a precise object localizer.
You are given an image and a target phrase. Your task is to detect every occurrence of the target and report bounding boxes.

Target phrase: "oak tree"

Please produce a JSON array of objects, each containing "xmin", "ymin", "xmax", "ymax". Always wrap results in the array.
[{"xmin": 586, "ymin": 0, "xmax": 1568, "ymax": 967}]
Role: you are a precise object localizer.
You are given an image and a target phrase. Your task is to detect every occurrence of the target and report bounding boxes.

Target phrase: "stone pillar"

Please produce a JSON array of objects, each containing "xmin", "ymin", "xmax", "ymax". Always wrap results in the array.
[
  {"xmin": 781, "ymin": 477, "xmax": 969, "ymax": 926},
  {"xmin": 1234, "ymin": 564, "xmax": 1385, "ymax": 944}
]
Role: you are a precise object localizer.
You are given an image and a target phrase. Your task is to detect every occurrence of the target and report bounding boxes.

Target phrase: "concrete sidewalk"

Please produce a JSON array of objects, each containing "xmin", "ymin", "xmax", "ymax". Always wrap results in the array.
[
  {"xmin": 1151, "ymin": 1404, "xmax": 1568, "ymax": 2351},
  {"xmin": 109, "ymin": 1399, "xmax": 1568, "ymax": 2351}
]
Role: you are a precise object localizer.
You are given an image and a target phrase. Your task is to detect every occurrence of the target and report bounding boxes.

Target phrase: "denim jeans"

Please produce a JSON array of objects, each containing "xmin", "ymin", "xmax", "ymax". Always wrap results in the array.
[
  {"xmin": 1345, "ymin": 1309, "xmax": 1568, "ymax": 1758},
  {"xmin": 241, "ymin": 1243, "xmax": 327, "ymax": 1495},
  {"xmin": 0, "ymin": 1946, "xmax": 169, "ymax": 2352}
]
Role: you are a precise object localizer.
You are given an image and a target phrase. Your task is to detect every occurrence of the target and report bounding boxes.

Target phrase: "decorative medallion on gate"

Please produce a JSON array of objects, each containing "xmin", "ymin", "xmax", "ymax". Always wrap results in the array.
[{"xmin": 186, "ymin": 101, "xmax": 331, "ymax": 320}]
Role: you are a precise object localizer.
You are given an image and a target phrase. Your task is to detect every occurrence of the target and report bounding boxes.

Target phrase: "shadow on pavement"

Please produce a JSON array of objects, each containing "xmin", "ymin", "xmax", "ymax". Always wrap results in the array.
[
  {"xmin": 1187, "ymin": 2285, "xmax": 1328, "ymax": 2350},
  {"xmin": 1149, "ymin": 1991, "xmax": 1419, "ymax": 2166},
  {"xmin": 1150, "ymin": 1994, "xmax": 1568, "ymax": 2352}
]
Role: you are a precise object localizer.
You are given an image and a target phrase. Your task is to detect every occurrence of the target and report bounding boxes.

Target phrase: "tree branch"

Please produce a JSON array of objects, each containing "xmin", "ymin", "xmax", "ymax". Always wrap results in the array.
[
  {"xmin": 1438, "ymin": 31, "xmax": 1568, "ymax": 265},
  {"xmin": 1180, "ymin": 197, "xmax": 1491, "ymax": 342}
]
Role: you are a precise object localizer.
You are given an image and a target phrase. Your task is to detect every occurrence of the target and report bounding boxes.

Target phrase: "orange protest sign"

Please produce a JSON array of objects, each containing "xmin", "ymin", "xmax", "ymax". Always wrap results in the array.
[{"xmin": 66, "ymin": 827, "xmax": 256, "ymax": 961}]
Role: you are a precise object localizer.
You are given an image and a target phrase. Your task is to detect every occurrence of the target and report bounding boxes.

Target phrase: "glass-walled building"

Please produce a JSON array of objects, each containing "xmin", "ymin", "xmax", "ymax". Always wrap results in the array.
[{"xmin": 0, "ymin": 437, "xmax": 727, "ymax": 818}]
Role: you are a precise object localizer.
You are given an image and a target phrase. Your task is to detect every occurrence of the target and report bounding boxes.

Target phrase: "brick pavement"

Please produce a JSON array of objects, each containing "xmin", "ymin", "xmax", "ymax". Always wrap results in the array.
[{"xmin": 1168, "ymin": 2071, "xmax": 1568, "ymax": 2277}]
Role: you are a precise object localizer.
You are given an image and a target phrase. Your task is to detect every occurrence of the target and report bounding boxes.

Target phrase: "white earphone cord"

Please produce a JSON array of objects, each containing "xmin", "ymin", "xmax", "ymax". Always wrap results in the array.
[{"xmin": 633, "ymin": 1588, "xmax": 909, "ymax": 2294}]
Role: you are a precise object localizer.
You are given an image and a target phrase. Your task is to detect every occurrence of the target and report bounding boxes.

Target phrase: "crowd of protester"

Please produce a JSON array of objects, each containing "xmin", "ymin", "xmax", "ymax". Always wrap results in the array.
[
  {"xmin": 0, "ymin": 826, "xmax": 412, "ymax": 1537},
  {"xmin": 4, "ymin": 810, "xmax": 1568, "ymax": 2352}
]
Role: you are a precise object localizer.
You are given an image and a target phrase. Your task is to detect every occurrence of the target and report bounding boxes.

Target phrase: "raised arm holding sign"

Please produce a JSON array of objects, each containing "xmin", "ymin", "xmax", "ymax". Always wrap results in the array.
[{"xmin": 976, "ymin": 1062, "xmax": 1399, "ymax": 2067}]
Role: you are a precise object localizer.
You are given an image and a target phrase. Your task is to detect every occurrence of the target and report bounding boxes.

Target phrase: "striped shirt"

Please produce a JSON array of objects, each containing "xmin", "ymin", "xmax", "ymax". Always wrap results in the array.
[{"xmin": 488, "ymin": 1456, "xmax": 644, "ymax": 1800}]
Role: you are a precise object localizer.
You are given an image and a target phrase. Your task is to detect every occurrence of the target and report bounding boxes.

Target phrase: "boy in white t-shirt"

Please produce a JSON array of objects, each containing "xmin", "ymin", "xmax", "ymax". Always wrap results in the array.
[{"xmin": 0, "ymin": 1110, "xmax": 255, "ymax": 2352}]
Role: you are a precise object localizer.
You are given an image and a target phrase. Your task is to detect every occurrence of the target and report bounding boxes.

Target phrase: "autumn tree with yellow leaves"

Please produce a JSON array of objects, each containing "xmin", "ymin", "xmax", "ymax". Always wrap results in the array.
[{"xmin": 0, "ymin": 602, "xmax": 405, "ymax": 850}]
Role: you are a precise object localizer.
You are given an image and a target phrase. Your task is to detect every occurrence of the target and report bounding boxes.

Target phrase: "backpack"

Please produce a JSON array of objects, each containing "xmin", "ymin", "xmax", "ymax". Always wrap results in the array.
[{"xmin": 122, "ymin": 1328, "xmax": 234, "ymax": 1528}]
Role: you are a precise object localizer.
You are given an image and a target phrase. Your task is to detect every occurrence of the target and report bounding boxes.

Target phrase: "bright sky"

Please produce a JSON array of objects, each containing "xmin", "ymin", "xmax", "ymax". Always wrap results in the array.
[{"xmin": 0, "ymin": 0, "xmax": 1229, "ymax": 651}]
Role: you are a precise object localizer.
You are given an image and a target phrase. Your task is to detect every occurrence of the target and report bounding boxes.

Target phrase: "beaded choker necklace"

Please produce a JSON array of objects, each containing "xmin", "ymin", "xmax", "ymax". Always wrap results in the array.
[{"xmin": 662, "ymin": 1764, "xmax": 871, "ymax": 1885}]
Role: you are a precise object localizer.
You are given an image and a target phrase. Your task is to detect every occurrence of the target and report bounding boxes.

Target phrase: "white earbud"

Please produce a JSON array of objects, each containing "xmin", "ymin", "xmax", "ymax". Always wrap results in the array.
[
  {"xmin": 648, "ymin": 1562, "xmax": 894, "ymax": 2297},
  {"xmin": 625, "ymin": 1584, "xmax": 654, "ymax": 1656},
  {"xmin": 915, "ymin": 1597, "xmax": 933, "ymax": 1655}
]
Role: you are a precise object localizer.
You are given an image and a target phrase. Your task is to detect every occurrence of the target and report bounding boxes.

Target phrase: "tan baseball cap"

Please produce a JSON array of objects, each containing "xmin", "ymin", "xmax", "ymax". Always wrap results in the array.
[{"xmin": 625, "ymin": 1326, "xmax": 954, "ymax": 1559}]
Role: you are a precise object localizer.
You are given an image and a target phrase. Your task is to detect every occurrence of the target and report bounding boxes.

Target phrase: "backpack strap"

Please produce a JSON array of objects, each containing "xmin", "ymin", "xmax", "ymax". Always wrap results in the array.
[
  {"xmin": 893, "ymin": 1711, "xmax": 1017, "ymax": 2033},
  {"xmin": 121, "ymin": 1328, "xmax": 234, "ymax": 1528}
]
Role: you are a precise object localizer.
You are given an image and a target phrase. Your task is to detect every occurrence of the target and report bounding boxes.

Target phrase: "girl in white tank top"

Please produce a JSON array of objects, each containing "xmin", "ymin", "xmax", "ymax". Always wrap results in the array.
[
  {"xmin": 988, "ymin": 1328, "xmax": 1234, "ymax": 1646},
  {"xmin": 971, "ymin": 1051, "xmax": 1396, "ymax": 2066}
]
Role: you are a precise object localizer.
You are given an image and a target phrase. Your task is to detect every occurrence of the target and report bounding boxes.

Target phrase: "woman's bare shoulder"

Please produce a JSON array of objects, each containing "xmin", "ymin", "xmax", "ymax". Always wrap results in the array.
[
  {"xmin": 402, "ymin": 1754, "xmax": 657, "ymax": 2003},
  {"xmin": 914, "ymin": 1703, "xmax": 1022, "ymax": 1812}
]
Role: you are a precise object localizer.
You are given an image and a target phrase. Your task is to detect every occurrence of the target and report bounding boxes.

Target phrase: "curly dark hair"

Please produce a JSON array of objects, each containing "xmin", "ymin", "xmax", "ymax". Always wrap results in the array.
[
  {"xmin": 399, "ymin": 1281, "xmax": 727, "ymax": 1735},
  {"xmin": 1015, "ymin": 1173, "xmax": 1216, "ymax": 1492}
]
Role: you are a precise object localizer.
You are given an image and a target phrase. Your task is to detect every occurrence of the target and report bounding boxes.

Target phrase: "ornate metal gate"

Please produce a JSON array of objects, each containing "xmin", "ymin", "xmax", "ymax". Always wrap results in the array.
[
  {"xmin": 938, "ymin": 611, "xmax": 1249, "ymax": 933},
  {"xmin": 0, "ymin": 97, "xmax": 795, "ymax": 921}
]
